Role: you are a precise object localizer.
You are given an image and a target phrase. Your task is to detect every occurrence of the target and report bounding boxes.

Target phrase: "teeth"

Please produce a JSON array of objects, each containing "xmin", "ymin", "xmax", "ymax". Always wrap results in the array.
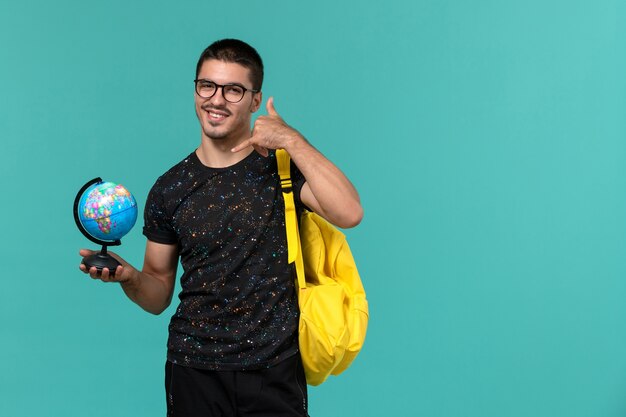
[{"xmin": 209, "ymin": 111, "xmax": 226, "ymax": 119}]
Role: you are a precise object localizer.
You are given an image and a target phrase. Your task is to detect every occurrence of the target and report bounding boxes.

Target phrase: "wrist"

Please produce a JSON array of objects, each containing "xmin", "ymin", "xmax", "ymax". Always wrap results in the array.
[
  {"xmin": 283, "ymin": 132, "xmax": 308, "ymax": 155},
  {"xmin": 120, "ymin": 266, "xmax": 140, "ymax": 287}
]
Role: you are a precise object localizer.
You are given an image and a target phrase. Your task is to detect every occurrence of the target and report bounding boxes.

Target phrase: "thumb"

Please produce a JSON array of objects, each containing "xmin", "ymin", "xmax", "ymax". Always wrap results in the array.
[
  {"xmin": 79, "ymin": 248, "xmax": 96, "ymax": 257},
  {"xmin": 266, "ymin": 96, "xmax": 279, "ymax": 116}
]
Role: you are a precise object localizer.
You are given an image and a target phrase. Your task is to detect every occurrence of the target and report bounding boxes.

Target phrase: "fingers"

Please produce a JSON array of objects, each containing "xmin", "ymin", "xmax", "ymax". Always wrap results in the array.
[
  {"xmin": 231, "ymin": 137, "xmax": 269, "ymax": 157},
  {"xmin": 97, "ymin": 266, "xmax": 125, "ymax": 282},
  {"xmin": 78, "ymin": 263, "xmax": 104, "ymax": 279},
  {"xmin": 79, "ymin": 262, "xmax": 126, "ymax": 283},
  {"xmin": 231, "ymin": 97, "xmax": 283, "ymax": 157},
  {"xmin": 79, "ymin": 248, "xmax": 96, "ymax": 257},
  {"xmin": 231, "ymin": 139, "xmax": 252, "ymax": 153},
  {"xmin": 266, "ymin": 96, "xmax": 279, "ymax": 116}
]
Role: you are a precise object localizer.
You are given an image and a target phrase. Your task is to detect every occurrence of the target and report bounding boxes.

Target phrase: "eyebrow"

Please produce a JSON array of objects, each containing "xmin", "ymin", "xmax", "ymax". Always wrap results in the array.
[{"xmin": 197, "ymin": 78, "xmax": 248, "ymax": 88}]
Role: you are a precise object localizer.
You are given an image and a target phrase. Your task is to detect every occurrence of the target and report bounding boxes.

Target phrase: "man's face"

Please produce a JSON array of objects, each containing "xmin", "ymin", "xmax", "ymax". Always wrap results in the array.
[{"xmin": 195, "ymin": 59, "xmax": 262, "ymax": 143}]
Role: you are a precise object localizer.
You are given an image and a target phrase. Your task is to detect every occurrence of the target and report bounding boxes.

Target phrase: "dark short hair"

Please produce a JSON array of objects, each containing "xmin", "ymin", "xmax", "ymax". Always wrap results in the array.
[{"xmin": 195, "ymin": 39, "xmax": 264, "ymax": 91}]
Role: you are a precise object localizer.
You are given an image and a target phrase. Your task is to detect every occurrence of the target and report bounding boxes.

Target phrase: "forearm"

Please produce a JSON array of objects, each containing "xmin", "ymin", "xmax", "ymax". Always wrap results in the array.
[
  {"xmin": 120, "ymin": 268, "xmax": 174, "ymax": 315},
  {"xmin": 233, "ymin": 96, "xmax": 363, "ymax": 227},
  {"xmin": 285, "ymin": 135, "xmax": 363, "ymax": 228}
]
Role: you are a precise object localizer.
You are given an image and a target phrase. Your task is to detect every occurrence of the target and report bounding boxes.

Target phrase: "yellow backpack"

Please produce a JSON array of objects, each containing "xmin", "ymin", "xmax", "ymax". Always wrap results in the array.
[{"xmin": 276, "ymin": 149, "xmax": 369, "ymax": 386}]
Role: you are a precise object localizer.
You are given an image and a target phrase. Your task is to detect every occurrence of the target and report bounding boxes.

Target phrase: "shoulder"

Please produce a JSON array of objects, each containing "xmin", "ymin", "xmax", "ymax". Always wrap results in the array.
[
  {"xmin": 144, "ymin": 152, "xmax": 200, "ymax": 221},
  {"xmin": 150, "ymin": 152, "xmax": 198, "ymax": 192}
]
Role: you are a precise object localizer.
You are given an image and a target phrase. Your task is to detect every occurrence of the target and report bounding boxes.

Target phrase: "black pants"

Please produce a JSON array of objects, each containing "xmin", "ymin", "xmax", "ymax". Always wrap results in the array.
[{"xmin": 165, "ymin": 354, "xmax": 309, "ymax": 417}]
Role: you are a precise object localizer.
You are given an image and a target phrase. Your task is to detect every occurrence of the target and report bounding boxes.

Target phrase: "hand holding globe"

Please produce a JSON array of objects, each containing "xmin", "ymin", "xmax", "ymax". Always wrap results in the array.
[
  {"xmin": 78, "ymin": 248, "xmax": 128, "ymax": 281},
  {"xmin": 74, "ymin": 178, "xmax": 138, "ymax": 278}
]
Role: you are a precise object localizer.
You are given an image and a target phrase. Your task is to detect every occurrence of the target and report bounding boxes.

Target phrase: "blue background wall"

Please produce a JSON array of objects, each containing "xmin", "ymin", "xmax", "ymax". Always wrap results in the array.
[{"xmin": 1, "ymin": 1, "xmax": 626, "ymax": 416}]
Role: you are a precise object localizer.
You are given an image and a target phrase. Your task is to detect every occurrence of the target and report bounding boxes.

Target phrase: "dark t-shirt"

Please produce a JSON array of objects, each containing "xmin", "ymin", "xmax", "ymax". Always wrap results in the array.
[{"xmin": 143, "ymin": 150, "xmax": 306, "ymax": 370}]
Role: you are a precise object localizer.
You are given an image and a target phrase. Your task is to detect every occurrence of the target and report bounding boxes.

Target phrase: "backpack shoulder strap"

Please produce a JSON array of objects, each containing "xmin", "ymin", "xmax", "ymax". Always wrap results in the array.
[{"xmin": 276, "ymin": 150, "xmax": 306, "ymax": 288}]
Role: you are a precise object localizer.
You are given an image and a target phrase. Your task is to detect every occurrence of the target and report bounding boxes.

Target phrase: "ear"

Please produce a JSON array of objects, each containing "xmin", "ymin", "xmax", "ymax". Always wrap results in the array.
[{"xmin": 250, "ymin": 91, "xmax": 262, "ymax": 113}]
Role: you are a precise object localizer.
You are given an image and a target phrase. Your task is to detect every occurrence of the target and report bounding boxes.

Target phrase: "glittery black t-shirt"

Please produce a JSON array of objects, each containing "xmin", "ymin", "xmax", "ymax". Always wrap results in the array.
[{"xmin": 143, "ymin": 150, "xmax": 306, "ymax": 370}]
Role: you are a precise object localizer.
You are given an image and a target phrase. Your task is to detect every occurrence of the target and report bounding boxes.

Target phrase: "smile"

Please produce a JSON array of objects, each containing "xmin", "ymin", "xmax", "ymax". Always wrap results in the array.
[{"xmin": 208, "ymin": 111, "xmax": 227, "ymax": 120}]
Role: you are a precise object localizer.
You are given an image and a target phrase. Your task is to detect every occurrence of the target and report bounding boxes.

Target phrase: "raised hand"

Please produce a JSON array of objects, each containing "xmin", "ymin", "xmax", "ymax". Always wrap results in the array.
[{"xmin": 231, "ymin": 97, "xmax": 302, "ymax": 157}]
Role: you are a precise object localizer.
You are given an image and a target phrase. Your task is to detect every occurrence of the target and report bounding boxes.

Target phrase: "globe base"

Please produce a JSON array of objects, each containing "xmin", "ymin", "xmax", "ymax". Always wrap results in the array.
[{"xmin": 83, "ymin": 252, "xmax": 121, "ymax": 277}]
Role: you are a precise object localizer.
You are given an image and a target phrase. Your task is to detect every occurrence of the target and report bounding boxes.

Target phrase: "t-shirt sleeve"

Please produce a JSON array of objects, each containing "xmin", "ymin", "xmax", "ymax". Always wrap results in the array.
[
  {"xmin": 142, "ymin": 180, "xmax": 178, "ymax": 245},
  {"xmin": 290, "ymin": 162, "xmax": 311, "ymax": 212}
]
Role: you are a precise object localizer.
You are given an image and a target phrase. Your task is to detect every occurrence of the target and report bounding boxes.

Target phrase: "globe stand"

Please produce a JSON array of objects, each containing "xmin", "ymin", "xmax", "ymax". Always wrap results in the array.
[
  {"xmin": 74, "ymin": 177, "xmax": 127, "ymax": 278},
  {"xmin": 82, "ymin": 245, "xmax": 122, "ymax": 275}
]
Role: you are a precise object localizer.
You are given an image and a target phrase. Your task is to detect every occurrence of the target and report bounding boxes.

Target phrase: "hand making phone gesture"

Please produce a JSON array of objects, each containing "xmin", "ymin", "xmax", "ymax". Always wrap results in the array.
[{"xmin": 232, "ymin": 97, "xmax": 303, "ymax": 157}]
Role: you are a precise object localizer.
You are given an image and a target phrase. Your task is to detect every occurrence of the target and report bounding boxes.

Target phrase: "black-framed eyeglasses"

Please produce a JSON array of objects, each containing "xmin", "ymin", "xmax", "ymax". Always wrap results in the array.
[{"xmin": 194, "ymin": 79, "xmax": 259, "ymax": 103}]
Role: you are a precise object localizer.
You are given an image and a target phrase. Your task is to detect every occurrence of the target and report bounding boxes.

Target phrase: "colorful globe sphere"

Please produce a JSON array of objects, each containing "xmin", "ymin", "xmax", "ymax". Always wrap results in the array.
[{"xmin": 77, "ymin": 181, "xmax": 138, "ymax": 242}]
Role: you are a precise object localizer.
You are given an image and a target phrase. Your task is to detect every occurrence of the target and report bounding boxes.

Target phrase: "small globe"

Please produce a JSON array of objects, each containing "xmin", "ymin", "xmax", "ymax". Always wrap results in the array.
[{"xmin": 77, "ymin": 181, "xmax": 138, "ymax": 242}]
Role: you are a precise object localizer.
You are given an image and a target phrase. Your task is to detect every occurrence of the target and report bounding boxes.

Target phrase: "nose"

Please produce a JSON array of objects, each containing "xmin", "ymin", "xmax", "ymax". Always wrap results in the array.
[{"xmin": 208, "ymin": 86, "xmax": 227, "ymax": 105}]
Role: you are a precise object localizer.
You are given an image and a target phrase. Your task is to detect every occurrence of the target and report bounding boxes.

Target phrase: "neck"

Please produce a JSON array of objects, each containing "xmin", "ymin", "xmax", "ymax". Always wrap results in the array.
[{"xmin": 196, "ymin": 134, "xmax": 254, "ymax": 168}]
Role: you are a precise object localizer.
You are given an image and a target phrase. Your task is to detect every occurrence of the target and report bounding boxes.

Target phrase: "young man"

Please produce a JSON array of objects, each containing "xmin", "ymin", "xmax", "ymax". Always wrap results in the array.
[{"xmin": 79, "ymin": 39, "xmax": 362, "ymax": 417}]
